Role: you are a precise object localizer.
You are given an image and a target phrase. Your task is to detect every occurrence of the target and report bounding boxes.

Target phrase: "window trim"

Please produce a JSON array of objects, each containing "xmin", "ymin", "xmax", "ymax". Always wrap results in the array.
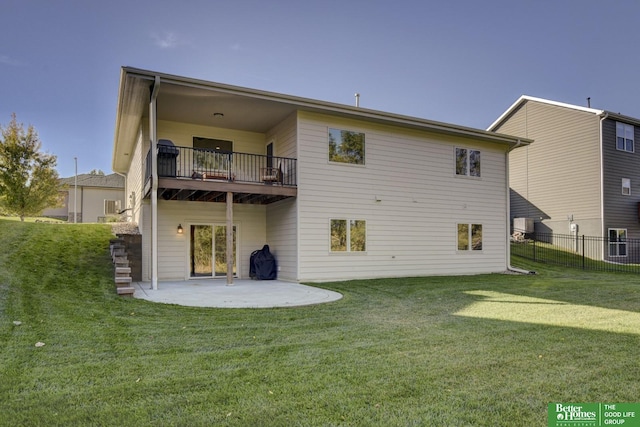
[
  {"xmin": 328, "ymin": 128, "xmax": 366, "ymax": 166},
  {"xmin": 457, "ymin": 223, "xmax": 483, "ymax": 252},
  {"xmin": 455, "ymin": 147, "xmax": 481, "ymax": 178},
  {"xmin": 622, "ymin": 178, "xmax": 631, "ymax": 196},
  {"xmin": 616, "ymin": 122, "xmax": 634, "ymax": 153},
  {"xmin": 330, "ymin": 218, "xmax": 367, "ymax": 253},
  {"xmin": 104, "ymin": 199, "xmax": 121, "ymax": 215},
  {"xmin": 608, "ymin": 228, "xmax": 627, "ymax": 258}
]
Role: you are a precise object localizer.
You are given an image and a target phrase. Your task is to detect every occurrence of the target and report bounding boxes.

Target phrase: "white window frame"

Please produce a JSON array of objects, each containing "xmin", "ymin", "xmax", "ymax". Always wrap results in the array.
[
  {"xmin": 104, "ymin": 199, "xmax": 121, "ymax": 215},
  {"xmin": 622, "ymin": 178, "xmax": 631, "ymax": 196},
  {"xmin": 616, "ymin": 122, "xmax": 634, "ymax": 153},
  {"xmin": 455, "ymin": 147, "xmax": 481, "ymax": 177},
  {"xmin": 457, "ymin": 223, "xmax": 483, "ymax": 252},
  {"xmin": 330, "ymin": 219, "xmax": 367, "ymax": 252},
  {"xmin": 608, "ymin": 228, "xmax": 627, "ymax": 257},
  {"xmin": 328, "ymin": 128, "xmax": 365, "ymax": 165}
]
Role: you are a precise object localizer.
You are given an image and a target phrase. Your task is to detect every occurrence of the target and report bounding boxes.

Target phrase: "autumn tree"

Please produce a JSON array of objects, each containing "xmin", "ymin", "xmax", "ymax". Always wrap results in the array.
[{"xmin": 0, "ymin": 114, "xmax": 61, "ymax": 221}]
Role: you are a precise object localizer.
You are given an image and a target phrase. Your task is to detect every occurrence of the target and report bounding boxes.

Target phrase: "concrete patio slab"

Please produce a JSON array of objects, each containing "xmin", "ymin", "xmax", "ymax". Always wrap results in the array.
[{"xmin": 133, "ymin": 279, "xmax": 343, "ymax": 308}]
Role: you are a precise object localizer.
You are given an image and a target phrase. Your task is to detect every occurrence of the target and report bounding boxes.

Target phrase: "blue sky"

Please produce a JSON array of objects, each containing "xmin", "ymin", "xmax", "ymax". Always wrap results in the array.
[{"xmin": 2, "ymin": 0, "xmax": 640, "ymax": 177}]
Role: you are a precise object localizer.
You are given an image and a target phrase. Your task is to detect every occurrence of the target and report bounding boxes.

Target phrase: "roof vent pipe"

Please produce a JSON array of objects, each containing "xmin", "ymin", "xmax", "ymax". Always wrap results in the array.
[
  {"xmin": 587, "ymin": 97, "xmax": 591, "ymax": 108},
  {"xmin": 355, "ymin": 93, "xmax": 360, "ymax": 107}
]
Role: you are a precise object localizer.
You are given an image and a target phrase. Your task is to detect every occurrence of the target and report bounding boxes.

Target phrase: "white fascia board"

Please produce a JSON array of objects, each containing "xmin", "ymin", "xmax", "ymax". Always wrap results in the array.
[{"xmin": 487, "ymin": 95, "xmax": 604, "ymax": 131}]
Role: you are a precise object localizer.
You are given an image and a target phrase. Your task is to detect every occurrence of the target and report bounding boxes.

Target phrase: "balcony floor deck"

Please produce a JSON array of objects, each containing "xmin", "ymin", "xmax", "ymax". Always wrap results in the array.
[{"xmin": 145, "ymin": 176, "xmax": 297, "ymax": 204}]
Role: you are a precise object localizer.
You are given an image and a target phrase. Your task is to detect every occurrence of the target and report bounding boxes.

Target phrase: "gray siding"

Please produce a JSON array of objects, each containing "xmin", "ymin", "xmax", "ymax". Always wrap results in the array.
[
  {"xmin": 494, "ymin": 101, "xmax": 602, "ymax": 236},
  {"xmin": 602, "ymin": 119, "xmax": 640, "ymax": 250}
]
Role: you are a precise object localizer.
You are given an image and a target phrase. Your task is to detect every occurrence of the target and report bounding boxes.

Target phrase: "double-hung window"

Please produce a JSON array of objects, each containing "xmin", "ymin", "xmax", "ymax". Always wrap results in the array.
[
  {"xmin": 622, "ymin": 178, "xmax": 631, "ymax": 196},
  {"xmin": 616, "ymin": 122, "xmax": 634, "ymax": 152},
  {"xmin": 457, "ymin": 223, "xmax": 483, "ymax": 251},
  {"xmin": 608, "ymin": 228, "xmax": 627, "ymax": 257},
  {"xmin": 331, "ymin": 219, "xmax": 366, "ymax": 252},
  {"xmin": 455, "ymin": 148, "xmax": 481, "ymax": 177},
  {"xmin": 104, "ymin": 200, "xmax": 121, "ymax": 215}
]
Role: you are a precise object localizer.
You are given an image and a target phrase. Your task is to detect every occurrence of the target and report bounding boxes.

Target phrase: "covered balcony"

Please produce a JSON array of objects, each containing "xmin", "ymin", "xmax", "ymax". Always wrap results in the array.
[{"xmin": 144, "ymin": 142, "xmax": 297, "ymax": 204}]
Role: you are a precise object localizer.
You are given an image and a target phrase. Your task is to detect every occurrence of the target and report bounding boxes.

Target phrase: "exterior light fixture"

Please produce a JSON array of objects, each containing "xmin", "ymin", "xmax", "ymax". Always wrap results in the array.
[{"xmin": 177, "ymin": 224, "xmax": 184, "ymax": 234}]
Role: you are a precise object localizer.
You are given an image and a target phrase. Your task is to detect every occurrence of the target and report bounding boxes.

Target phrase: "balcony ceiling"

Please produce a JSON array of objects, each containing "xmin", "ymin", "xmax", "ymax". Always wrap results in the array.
[{"xmin": 156, "ymin": 82, "xmax": 298, "ymax": 133}]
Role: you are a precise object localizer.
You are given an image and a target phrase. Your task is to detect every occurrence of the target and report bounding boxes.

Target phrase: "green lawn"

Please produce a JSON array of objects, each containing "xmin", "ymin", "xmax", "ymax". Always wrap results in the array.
[{"xmin": 1, "ymin": 220, "xmax": 639, "ymax": 426}]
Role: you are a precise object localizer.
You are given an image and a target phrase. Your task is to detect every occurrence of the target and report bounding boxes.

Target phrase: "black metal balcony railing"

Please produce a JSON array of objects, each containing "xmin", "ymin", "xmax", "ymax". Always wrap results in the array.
[{"xmin": 145, "ymin": 146, "xmax": 296, "ymax": 186}]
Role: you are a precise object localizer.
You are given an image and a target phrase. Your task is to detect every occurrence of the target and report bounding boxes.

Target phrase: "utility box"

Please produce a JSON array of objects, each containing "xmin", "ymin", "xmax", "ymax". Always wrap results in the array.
[{"xmin": 513, "ymin": 217, "xmax": 534, "ymax": 233}]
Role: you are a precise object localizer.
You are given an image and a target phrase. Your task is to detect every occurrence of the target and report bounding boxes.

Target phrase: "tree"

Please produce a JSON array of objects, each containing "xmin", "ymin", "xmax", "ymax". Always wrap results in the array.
[
  {"xmin": 89, "ymin": 168, "xmax": 105, "ymax": 175},
  {"xmin": 0, "ymin": 114, "xmax": 60, "ymax": 221}
]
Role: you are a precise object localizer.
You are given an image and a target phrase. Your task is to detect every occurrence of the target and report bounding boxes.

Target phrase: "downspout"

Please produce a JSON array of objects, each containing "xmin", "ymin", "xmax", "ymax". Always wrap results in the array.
[
  {"xmin": 150, "ymin": 76, "xmax": 160, "ymax": 290},
  {"xmin": 598, "ymin": 112, "xmax": 609, "ymax": 259},
  {"xmin": 506, "ymin": 139, "xmax": 534, "ymax": 274},
  {"xmin": 114, "ymin": 171, "xmax": 128, "ymax": 221}
]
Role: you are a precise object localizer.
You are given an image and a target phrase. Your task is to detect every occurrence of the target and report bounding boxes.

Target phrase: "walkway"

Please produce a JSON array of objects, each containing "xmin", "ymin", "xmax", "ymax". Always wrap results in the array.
[{"xmin": 133, "ymin": 279, "xmax": 343, "ymax": 308}]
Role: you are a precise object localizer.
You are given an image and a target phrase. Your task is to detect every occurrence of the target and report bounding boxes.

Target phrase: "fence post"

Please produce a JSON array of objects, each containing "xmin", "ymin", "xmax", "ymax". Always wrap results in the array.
[
  {"xmin": 582, "ymin": 235, "xmax": 585, "ymax": 270},
  {"xmin": 532, "ymin": 234, "xmax": 537, "ymax": 261}
]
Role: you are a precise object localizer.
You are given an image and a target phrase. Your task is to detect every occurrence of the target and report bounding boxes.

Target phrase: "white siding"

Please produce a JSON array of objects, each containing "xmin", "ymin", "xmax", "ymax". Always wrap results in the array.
[
  {"xmin": 126, "ymin": 125, "xmax": 146, "ymax": 226},
  {"xmin": 265, "ymin": 112, "xmax": 298, "ymax": 281},
  {"xmin": 296, "ymin": 112, "xmax": 509, "ymax": 281},
  {"xmin": 266, "ymin": 198, "xmax": 297, "ymax": 281}
]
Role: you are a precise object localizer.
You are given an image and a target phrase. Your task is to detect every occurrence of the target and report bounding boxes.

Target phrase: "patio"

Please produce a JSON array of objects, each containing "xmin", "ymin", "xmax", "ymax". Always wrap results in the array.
[{"xmin": 133, "ymin": 279, "xmax": 343, "ymax": 308}]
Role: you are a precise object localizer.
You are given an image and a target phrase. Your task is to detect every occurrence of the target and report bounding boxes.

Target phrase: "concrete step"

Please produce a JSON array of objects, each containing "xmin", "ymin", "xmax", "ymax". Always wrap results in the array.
[
  {"xmin": 115, "ymin": 267, "xmax": 131, "ymax": 276},
  {"xmin": 115, "ymin": 276, "xmax": 133, "ymax": 286},
  {"xmin": 113, "ymin": 257, "xmax": 129, "ymax": 267},
  {"xmin": 116, "ymin": 286, "xmax": 135, "ymax": 296}
]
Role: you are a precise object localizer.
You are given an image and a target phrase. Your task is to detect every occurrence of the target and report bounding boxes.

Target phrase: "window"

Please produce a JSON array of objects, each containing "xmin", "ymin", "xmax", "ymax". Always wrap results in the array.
[
  {"xmin": 329, "ymin": 128, "xmax": 365, "ymax": 165},
  {"xmin": 104, "ymin": 200, "xmax": 121, "ymax": 215},
  {"xmin": 608, "ymin": 228, "xmax": 627, "ymax": 257},
  {"xmin": 331, "ymin": 219, "xmax": 366, "ymax": 252},
  {"xmin": 455, "ymin": 148, "xmax": 481, "ymax": 177},
  {"xmin": 616, "ymin": 122, "xmax": 634, "ymax": 152},
  {"xmin": 457, "ymin": 223, "xmax": 483, "ymax": 251},
  {"xmin": 622, "ymin": 178, "xmax": 631, "ymax": 196}
]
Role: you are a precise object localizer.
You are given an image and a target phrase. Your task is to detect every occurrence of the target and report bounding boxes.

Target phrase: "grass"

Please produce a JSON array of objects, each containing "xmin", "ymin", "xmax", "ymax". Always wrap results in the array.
[
  {"xmin": 1, "ymin": 219, "xmax": 640, "ymax": 426},
  {"xmin": 512, "ymin": 239, "xmax": 640, "ymax": 273}
]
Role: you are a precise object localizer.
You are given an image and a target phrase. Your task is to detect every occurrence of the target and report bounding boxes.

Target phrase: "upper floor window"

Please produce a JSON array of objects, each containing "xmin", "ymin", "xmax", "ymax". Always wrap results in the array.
[
  {"xmin": 456, "ymin": 148, "xmax": 481, "ymax": 177},
  {"xmin": 622, "ymin": 178, "xmax": 631, "ymax": 196},
  {"xmin": 329, "ymin": 128, "xmax": 365, "ymax": 165},
  {"xmin": 616, "ymin": 122, "xmax": 634, "ymax": 152}
]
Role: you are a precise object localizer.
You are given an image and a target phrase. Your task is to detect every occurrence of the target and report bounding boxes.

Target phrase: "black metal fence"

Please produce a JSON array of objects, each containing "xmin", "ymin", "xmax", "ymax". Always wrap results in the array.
[{"xmin": 511, "ymin": 232, "xmax": 640, "ymax": 273}]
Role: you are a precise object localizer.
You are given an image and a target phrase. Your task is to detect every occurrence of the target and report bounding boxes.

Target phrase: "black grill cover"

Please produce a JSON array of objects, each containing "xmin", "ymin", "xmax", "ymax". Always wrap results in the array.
[{"xmin": 250, "ymin": 245, "xmax": 277, "ymax": 280}]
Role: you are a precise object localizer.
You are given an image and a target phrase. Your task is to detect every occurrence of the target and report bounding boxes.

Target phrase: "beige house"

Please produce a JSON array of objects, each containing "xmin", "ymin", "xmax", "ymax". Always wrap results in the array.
[
  {"xmin": 112, "ymin": 67, "xmax": 530, "ymax": 287},
  {"xmin": 489, "ymin": 95, "xmax": 640, "ymax": 261},
  {"xmin": 42, "ymin": 173, "xmax": 125, "ymax": 222}
]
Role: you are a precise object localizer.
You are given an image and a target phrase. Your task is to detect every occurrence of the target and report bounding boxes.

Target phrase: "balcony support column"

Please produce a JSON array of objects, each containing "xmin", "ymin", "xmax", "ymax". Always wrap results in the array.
[
  {"xmin": 150, "ymin": 75, "xmax": 160, "ymax": 290},
  {"xmin": 226, "ymin": 191, "xmax": 234, "ymax": 285}
]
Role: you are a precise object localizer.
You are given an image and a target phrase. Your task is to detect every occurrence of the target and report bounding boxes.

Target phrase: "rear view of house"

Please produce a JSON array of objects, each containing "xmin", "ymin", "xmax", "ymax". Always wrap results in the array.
[
  {"xmin": 489, "ymin": 95, "xmax": 640, "ymax": 262},
  {"xmin": 113, "ymin": 67, "xmax": 529, "ymax": 286}
]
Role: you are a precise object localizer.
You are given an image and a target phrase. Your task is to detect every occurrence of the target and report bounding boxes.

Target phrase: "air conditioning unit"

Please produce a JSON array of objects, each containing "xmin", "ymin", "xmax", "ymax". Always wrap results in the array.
[{"xmin": 513, "ymin": 217, "xmax": 534, "ymax": 233}]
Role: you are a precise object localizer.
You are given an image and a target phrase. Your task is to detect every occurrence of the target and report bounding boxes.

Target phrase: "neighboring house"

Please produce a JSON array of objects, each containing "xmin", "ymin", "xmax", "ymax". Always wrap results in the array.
[
  {"xmin": 488, "ymin": 95, "xmax": 640, "ymax": 261},
  {"xmin": 42, "ymin": 173, "xmax": 125, "ymax": 222},
  {"xmin": 112, "ymin": 67, "xmax": 530, "ymax": 286}
]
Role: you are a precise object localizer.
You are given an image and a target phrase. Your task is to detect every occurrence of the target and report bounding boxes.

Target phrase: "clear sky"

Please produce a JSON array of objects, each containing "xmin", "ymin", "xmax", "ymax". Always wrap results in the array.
[{"xmin": 2, "ymin": 0, "xmax": 640, "ymax": 178}]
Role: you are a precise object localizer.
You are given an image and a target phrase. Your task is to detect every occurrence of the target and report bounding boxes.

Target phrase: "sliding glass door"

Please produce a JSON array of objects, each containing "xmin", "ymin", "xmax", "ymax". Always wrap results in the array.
[{"xmin": 190, "ymin": 224, "xmax": 237, "ymax": 278}]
